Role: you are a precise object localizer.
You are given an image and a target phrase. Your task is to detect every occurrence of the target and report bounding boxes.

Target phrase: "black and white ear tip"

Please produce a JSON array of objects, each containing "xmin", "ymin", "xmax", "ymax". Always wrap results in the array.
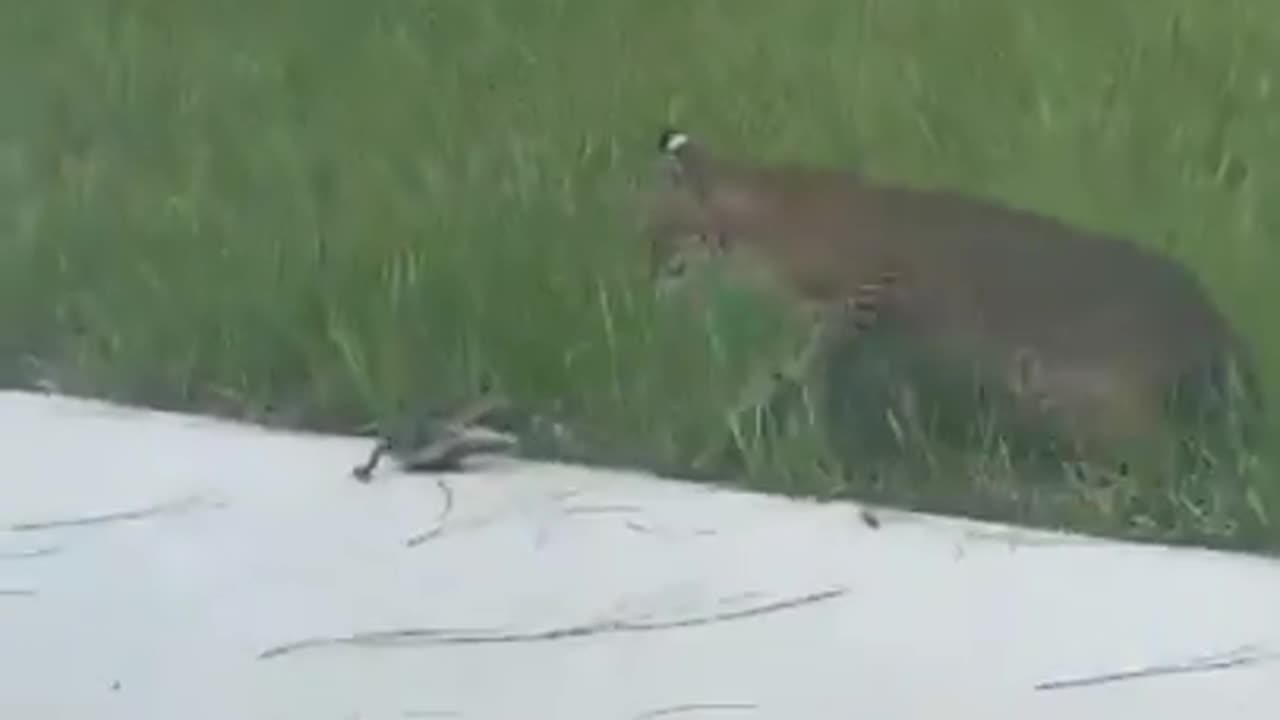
[{"xmin": 658, "ymin": 128, "xmax": 691, "ymax": 154}]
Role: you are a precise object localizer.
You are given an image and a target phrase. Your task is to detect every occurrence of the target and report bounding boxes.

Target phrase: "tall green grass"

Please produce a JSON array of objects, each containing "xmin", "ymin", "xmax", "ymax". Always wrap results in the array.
[{"xmin": 1, "ymin": 0, "xmax": 1276, "ymax": 549}]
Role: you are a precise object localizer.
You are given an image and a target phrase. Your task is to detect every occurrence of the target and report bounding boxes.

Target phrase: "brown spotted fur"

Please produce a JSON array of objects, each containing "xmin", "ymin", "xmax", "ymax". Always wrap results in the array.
[{"xmin": 645, "ymin": 129, "xmax": 1261, "ymax": 458}]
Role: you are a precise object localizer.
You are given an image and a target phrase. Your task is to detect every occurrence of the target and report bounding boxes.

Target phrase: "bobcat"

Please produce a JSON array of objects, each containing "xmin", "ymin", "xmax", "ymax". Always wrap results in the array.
[{"xmin": 645, "ymin": 128, "xmax": 1262, "ymax": 467}]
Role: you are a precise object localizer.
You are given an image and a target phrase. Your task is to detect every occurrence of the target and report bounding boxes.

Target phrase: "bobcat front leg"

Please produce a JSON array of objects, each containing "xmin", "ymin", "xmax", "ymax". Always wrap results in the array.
[{"xmin": 706, "ymin": 272, "xmax": 899, "ymax": 464}]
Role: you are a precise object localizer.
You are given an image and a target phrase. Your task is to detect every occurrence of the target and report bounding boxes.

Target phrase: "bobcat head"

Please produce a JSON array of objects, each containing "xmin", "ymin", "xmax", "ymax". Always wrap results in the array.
[{"xmin": 643, "ymin": 129, "xmax": 743, "ymax": 292}]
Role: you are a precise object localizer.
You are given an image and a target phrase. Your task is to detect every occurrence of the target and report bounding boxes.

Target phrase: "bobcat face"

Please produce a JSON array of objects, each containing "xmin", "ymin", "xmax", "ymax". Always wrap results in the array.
[
  {"xmin": 644, "ymin": 205, "xmax": 725, "ymax": 296},
  {"xmin": 648, "ymin": 224, "xmax": 729, "ymax": 289},
  {"xmin": 644, "ymin": 130, "xmax": 732, "ymax": 291},
  {"xmin": 642, "ymin": 127, "xmax": 870, "ymax": 302}
]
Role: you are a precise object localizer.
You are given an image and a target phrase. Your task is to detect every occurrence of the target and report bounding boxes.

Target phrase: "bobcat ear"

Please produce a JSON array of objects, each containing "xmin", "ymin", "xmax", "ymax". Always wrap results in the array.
[
  {"xmin": 655, "ymin": 127, "xmax": 710, "ymax": 197},
  {"xmin": 658, "ymin": 128, "xmax": 691, "ymax": 155},
  {"xmin": 656, "ymin": 128, "xmax": 692, "ymax": 187}
]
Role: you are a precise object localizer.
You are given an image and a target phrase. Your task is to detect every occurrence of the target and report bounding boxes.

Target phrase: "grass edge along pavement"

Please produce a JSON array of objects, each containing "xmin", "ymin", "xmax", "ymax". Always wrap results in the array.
[{"xmin": 0, "ymin": 0, "xmax": 1276, "ymax": 551}]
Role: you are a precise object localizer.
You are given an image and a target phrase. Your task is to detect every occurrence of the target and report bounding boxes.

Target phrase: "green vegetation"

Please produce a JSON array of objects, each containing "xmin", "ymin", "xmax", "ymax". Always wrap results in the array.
[{"xmin": 1, "ymin": 0, "xmax": 1276, "ymax": 549}]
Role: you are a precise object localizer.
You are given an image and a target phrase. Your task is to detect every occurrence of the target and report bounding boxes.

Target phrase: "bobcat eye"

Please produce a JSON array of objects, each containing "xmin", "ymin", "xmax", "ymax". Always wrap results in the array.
[
  {"xmin": 654, "ymin": 256, "xmax": 691, "ymax": 298},
  {"xmin": 648, "ymin": 246, "xmax": 686, "ymax": 281}
]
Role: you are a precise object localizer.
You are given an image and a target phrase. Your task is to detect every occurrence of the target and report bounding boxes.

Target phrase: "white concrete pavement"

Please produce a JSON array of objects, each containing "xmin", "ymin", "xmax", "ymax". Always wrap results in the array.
[{"xmin": 1, "ymin": 389, "xmax": 1278, "ymax": 719}]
